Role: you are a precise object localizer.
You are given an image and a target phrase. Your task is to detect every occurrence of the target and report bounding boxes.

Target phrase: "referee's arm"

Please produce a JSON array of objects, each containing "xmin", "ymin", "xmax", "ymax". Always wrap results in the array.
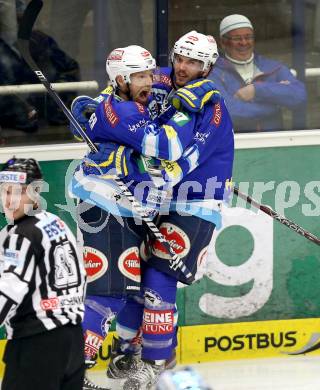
[{"xmin": 0, "ymin": 234, "xmax": 35, "ymax": 326}]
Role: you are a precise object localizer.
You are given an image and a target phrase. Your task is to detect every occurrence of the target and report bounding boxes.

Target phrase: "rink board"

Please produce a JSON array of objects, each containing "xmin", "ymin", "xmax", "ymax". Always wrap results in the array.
[
  {"xmin": 180, "ymin": 318, "xmax": 320, "ymax": 363},
  {"xmin": 0, "ymin": 318, "xmax": 320, "ymax": 377},
  {"xmin": 0, "ymin": 132, "xmax": 319, "ymax": 375}
]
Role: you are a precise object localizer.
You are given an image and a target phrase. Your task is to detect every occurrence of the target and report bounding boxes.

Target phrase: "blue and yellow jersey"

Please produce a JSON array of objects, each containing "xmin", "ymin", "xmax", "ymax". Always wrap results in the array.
[{"xmin": 71, "ymin": 69, "xmax": 234, "ymax": 224}]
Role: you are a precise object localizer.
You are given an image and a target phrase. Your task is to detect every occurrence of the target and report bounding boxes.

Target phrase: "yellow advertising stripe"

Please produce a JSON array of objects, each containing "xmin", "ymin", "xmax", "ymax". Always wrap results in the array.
[
  {"xmin": 0, "ymin": 318, "xmax": 319, "ymax": 378},
  {"xmin": 180, "ymin": 318, "xmax": 320, "ymax": 364}
]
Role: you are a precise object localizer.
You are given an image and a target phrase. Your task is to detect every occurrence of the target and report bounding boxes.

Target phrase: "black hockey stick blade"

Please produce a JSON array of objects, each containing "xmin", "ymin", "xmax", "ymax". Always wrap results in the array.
[
  {"xmin": 17, "ymin": 0, "xmax": 98, "ymax": 152},
  {"xmin": 17, "ymin": 0, "xmax": 196, "ymax": 283},
  {"xmin": 233, "ymin": 187, "xmax": 320, "ymax": 246},
  {"xmin": 18, "ymin": 0, "xmax": 43, "ymax": 41},
  {"xmin": 16, "ymin": 0, "xmax": 194, "ymax": 283}
]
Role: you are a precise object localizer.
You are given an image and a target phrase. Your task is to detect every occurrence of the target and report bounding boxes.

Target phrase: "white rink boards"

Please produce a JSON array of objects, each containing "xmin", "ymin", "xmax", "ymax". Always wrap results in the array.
[{"xmin": 87, "ymin": 355, "xmax": 320, "ymax": 390}]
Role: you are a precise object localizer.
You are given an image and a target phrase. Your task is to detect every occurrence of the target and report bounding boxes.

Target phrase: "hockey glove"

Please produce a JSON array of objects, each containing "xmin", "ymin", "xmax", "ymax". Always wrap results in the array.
[
  {"xmin": 171, "ymin": 78, "xmax": 221, "ymax": 112},
  {"xmin": 70, "ymin": 95, "xmax": 100, "ymax": 140},
  {"xmin": 71, "ymin": 95, "xmax": 100, "ymax": 124},
  {"xmin": 82, "ymin": 142, "xmax": 134, "ymax": 179},
  {"xmin": 154, "ymin": 101, "xmax": 177, "ymax": 126}
]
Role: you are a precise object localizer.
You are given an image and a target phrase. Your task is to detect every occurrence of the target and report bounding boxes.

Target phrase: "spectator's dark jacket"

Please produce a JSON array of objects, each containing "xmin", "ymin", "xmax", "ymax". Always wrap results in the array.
[
  {"xmin": 0, "ymin": 31, "xmax": 80, "ymax": 127},
  {"xmin": 209, "ymin": 54, "xmax": 307, "ymax": 132}
]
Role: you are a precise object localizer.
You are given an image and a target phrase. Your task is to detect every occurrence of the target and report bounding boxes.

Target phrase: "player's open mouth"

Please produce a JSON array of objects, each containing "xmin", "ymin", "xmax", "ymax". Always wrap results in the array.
[{"xmin": 138, "ymin": 90, "xmax": 150, "ymax": 99}]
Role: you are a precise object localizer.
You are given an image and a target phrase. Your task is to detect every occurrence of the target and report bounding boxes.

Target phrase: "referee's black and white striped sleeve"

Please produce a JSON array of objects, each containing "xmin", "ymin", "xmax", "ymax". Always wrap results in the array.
[
  {"xmin": 0, "ymin": 233, "xmax": 35, "ymax": 326},
  {"xmin": 0, "ymin": 211, "xmax": 86, "ymax": 339}
]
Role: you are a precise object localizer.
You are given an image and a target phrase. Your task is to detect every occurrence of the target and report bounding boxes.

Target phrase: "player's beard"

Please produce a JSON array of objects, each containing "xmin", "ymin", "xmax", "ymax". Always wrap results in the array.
[{"xmin": 174, "ymin": 72, "xmax": 190, "ymax": 87}]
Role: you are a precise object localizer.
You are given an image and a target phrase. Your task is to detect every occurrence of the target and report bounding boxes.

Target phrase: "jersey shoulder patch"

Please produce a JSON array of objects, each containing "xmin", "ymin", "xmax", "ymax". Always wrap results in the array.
[{"xmin": 171, "ymin": 111, "xmax": 191, "ymax": 127}]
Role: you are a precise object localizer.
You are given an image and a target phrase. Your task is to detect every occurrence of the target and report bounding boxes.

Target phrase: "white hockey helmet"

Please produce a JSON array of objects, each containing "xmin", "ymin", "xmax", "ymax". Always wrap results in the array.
[
  {"xmin": 106, "ymin": 45, "xmax": 156, "ymax": 87},
  {"xmin": 171, "ymin": 31, "xmax": 219, "ymax": 71}
]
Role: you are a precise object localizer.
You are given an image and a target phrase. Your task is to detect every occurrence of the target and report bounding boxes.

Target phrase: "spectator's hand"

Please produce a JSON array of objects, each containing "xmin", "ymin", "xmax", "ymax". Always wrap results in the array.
[
  {"xmin": 82, "ymin": 143, "xmax": 134, "ymax": 179},
  {"xmin": 172, "ymin": 78, "xmax": 221, "ymax": 112},
  {"xmin": 234, "ymin": 84, "xmax": 255, "ymax": 101}
]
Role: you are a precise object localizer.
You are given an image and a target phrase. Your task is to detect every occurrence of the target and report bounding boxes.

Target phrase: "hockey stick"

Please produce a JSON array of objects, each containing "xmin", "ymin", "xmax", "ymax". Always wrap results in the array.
[
  {"xmin": 233, "ymin": 187, "xmax": 320, "ymax": 246},
  {"xmin": 17, "ymin": 0, "xmax": 97, "ymax": 153},
  {"xmin": 17, "ymin": 0, "xmax": 194, "ymax": 283}
]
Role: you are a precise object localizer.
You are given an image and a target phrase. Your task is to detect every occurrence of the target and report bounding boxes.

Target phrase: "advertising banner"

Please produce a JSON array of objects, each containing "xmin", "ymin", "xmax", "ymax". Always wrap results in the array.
[{"xmin": 0, "ymin": 143, "xmax": 318, "ymax": 364}]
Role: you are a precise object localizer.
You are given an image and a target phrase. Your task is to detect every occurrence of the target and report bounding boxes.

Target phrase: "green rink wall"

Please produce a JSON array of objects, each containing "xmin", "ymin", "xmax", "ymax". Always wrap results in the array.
[{"xmin": 0, "ymin": 132, "xmax": 319, "ymax": 338}]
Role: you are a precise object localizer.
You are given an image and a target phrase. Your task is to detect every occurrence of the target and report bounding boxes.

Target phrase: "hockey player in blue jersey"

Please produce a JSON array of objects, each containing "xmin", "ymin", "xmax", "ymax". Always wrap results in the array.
[{"xmin": 71, "ymin": 34, "xmax": 234, "ymax": 390}]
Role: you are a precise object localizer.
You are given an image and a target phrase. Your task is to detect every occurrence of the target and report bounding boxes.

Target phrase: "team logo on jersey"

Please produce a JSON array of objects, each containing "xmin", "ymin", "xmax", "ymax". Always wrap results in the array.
[
  {"xmin": 104, "ymin": 100, "xmax": 119, "ymax": 127},
  {"xmin": 83, "ymin": 246, "xmax": 108, "ymax": 282},
  {"xmin": 118, "ymin": 247, "xmax": 141, "ymax": 283},
  {"xmin": 144, "ymin": 288, "xmax": 163, "ymax": 307},
  {"xmin": 152, "ymin": 223, "xmax": 191, "ymax": 260},
  {"xmin": 211, "ymin": 102, "xmax": 222, "ymax": 126}
]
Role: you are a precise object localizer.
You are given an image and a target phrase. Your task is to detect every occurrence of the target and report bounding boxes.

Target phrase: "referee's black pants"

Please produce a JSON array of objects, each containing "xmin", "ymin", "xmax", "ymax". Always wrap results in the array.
[{"xmin": 1, "ymin": 323, "xmax": 85, "ymax": 390}]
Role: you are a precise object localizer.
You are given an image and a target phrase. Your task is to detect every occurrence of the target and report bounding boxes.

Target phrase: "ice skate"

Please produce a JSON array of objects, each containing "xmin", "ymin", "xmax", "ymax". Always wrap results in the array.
[
  {"xmin": 106, "ymin": 336, "xmax": 142, "ymax": 379},
  {"xmin": 83, "ymin": 375, "xmax": 110, "ymax": 390},
  {"xmin": 121, "ymin": 359, "xmax": 165, "ymax": 390}
]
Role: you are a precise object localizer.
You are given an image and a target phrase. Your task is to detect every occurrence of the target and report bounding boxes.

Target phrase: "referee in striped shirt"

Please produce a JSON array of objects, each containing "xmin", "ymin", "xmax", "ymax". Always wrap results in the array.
[{"xmin": 0, "ymin": 157, "xmax": 87, "ymax": 390}]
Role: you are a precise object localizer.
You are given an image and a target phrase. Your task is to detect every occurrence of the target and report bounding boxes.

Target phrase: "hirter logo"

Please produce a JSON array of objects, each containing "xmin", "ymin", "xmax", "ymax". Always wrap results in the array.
[
  {"xmin": 152, "ymin": 223, "xmax": 191, "ymax": 260},
  {"xmin": 83, "ymin": 247, "xmax": 108, "ymax": 282},
  {"xmin": 118, "ymin": 247, "xmax": 141, "ymax": 283}
]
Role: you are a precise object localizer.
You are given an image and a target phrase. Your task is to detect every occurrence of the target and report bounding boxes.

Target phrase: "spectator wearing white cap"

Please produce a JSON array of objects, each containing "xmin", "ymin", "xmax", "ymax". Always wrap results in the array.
[{"xmin": 209, "ymin": 14, "xmax": 307, "ymax": 132}]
